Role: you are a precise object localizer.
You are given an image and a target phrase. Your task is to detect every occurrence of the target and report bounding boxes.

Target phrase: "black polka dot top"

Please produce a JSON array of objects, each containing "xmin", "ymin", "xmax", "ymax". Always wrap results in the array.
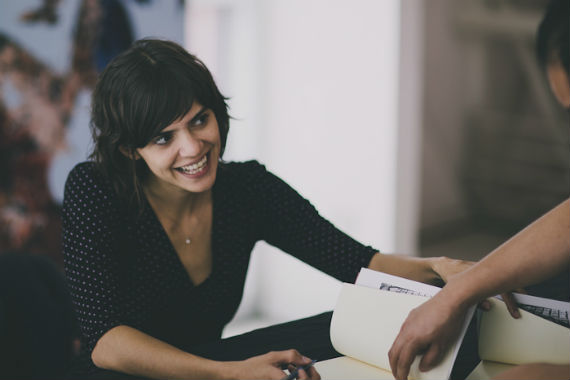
[{"xmin": 62, "ymin": 160, "xmax": 377, "ymax": 374}]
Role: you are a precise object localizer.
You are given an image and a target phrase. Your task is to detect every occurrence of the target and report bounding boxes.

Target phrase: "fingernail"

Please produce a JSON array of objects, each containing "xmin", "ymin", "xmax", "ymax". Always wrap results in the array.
[
  {"xmin": 302, "ymin": 356, "xmax": 310, "ymax": 363},
  {"xmin": 514, "ymin": 310, "xmax": 520, "ymax": 318}
]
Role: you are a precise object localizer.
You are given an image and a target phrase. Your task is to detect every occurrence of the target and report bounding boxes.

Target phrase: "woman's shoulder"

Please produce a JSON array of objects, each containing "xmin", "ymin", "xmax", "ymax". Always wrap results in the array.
[
  {"xmin": 67, "ymin": 161, "xmax": 101, "ymax": 179},
  {"xmin": 217, "ymin": 159, "xmax": 298, "ymax": 201},
  {"xmin": 219, "ymin": 159, "xmax": 277, "ymax": 186},
  {"xmin": 221, "ymin": 159, "xmax": 268, "ymax": 176},
  {"xmin": 64, "ymin": 161, "xmax": 114, "ymax": 198}
]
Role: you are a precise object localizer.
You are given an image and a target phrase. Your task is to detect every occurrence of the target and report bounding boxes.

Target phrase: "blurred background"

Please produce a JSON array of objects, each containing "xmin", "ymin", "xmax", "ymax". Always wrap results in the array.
[{"xmin": 1, "ymin": 0, "xmax": 568, "ymax": 338}]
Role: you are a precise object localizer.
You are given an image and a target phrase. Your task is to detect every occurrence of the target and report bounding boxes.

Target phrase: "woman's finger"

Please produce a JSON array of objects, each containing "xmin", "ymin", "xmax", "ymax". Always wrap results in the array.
[
  {"xmin": 478, "ymin": 299, "xmax": 492, "ymax": 311},
  {"xmin": 306, "ymin": 364, "xmax": 321, "ymax": 380},
  {"xmin": 501, "ymin": 292, "xmax": 520, "ymax": 319}
]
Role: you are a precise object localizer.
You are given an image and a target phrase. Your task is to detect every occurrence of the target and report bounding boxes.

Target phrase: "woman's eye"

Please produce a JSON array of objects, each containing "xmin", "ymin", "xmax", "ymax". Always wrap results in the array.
[
  {"xmin": 153, "ymin": 134, "xmax": 170, "ymax": 145},
  {"xmin": 193, "ymin": 113, "xmax": 209, "ymax": 127}
]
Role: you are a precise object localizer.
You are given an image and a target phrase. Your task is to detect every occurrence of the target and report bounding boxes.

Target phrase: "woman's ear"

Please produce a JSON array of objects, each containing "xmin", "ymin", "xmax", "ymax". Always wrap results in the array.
[
  {"xmin": 119, "ymin": 146, "xmax": 141, "ymax": 160},
  {"xmin": 547, "ymin": 62, "xmax": 570, "ymax": 109}
]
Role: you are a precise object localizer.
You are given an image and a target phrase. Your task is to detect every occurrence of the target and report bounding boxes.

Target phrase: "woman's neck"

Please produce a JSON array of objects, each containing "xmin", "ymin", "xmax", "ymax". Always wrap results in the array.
[{"xmin": 143, "ymin": 180, "xmax": 210, "ymax": 222}]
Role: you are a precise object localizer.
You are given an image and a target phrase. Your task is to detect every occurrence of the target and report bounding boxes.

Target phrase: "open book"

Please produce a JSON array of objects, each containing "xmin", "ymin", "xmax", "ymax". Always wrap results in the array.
[
  {"xmin": 465, "ymin": 293, "xmax": 570, "ymax": 379},
  {"xmin": 314, "ymin": 268, "xmax": 476, "ymax": 380}
]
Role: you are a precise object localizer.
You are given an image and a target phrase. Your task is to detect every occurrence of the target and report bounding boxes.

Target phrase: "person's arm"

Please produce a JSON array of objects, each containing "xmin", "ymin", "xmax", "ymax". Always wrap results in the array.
[
  {"xmin": 367, "ymin": 252, "xmax": 473, "ymax": 286},
  {"xmin": 446, "ymin": 199, "xmax": 569, "ymax": 305},
  {"xmin": 249, "ymin": 161, "xmax": 471, "ymax": 285},
  {"xmin": 92, "ymin": 325, "xmax": 223, "ymax": 379},
  {"xmin": 92, "ymin": 325, "xmax": 318, "ymax": 380},
  {"xmin": 388, "ymin": 199, "xmax": 570, "ymax": 380}
]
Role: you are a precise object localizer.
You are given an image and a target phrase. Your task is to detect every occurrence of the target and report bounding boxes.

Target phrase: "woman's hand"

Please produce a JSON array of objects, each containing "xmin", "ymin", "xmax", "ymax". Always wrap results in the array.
[
  {"xmin": 226, "ymin": 349, "xmax": 320, "ymax": 380},
  {"xmin": 388, "ymin": 293, "xmax": 467, "ymax": 380},
  {"xmin": 432, "ymin": 257, "xmax": 523, "ymax": 319},
  {"xmin": 367, "ymin": 253, "xmax": 474, "ymax": 286},
  {"xmin": 428, "ymin": 256, "xmax": 474, "ymax": 284}
]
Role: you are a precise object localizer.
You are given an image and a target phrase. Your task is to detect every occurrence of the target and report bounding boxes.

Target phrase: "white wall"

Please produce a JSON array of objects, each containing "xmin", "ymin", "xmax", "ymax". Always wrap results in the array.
[
  {"xmin": 186, "ymin": 0, "xmax": 414, "ymax": 328},
  {"xmin": 420, "ymin": 0, "xmax": 470, "ymax": 231}
]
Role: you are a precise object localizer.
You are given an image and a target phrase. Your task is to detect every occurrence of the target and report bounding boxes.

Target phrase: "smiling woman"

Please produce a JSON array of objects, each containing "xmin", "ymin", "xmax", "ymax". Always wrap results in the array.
[
  {"xmin": 62, "ymin": 38, "xmax": 472, "ymax": 380},
  {"xmin": 136, "ymin": 103, "xmax": 221, "ymax": 195},
  {"xmin": 89, "ymin": 39, "xmax": 229, "ymax": 213}
]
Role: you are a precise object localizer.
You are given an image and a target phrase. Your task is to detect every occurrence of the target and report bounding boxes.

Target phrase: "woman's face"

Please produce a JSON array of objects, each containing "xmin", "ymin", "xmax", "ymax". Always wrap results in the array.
[{"xmin": 136, "ymin": 102, "xmax": 221, "ymax": 196}]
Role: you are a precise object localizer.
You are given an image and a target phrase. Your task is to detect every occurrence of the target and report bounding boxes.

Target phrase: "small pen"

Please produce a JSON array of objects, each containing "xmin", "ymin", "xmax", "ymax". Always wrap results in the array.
[{"xmin": 280, "ymin": 359, "xmax": 317, "ymax": 380}]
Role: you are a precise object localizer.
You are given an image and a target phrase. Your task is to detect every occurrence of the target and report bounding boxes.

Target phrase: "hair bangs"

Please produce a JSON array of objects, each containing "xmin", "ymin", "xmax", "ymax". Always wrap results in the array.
[{"xmin": 126, "ymin": 68, "xmax": 195, "ymax": 148}]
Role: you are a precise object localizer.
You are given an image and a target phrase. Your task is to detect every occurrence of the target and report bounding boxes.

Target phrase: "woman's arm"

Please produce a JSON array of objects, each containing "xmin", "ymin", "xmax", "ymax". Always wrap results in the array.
[
  {"xmin": 367, "ymin": 253, "xmax": 473, "ymax": 285},
  {"xmin": 92, "ymin": 325, "xmax": 224, "ymax": 379},
  {"xmin": 93, "ymin": 325, "xmax": 318, "ymax": 380},
  {"xmin": 249, "ymin": 161, "xmax": 471, "ymax": 285},
  {"xmin": 388, "ymin": 199, "xmax": 570, "ymax": 380},
  {"xmin": 445, "ymin": 199, "xmax": 569, "ymax": 306}
]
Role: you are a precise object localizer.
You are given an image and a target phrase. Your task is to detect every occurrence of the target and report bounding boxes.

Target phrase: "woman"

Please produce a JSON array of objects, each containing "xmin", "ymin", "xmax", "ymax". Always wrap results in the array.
[
  {"xmin": 63, "ymin": 39, "xmax": 469, "ymax": 380},
  {"xmin": 388, "ymin": 1, "xmax": 569, "ymax": 379}
]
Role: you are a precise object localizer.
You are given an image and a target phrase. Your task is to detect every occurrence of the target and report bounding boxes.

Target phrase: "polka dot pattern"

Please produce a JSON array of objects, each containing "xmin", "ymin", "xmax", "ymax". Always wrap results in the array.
[{"xmin": 62, "ymin": 160, "xmax": 377, "ymax": 374}]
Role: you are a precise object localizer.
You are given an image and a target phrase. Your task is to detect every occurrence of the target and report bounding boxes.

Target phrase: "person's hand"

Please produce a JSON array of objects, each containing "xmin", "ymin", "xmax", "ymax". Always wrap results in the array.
[
  {"xmin": 227, "ymin": 349, "xmax": 320, "ymax": 380},
  {"xmin": 429, "ymin": 256, "xmax": 474, "ymax": 284},
  {"xmin": 430, "ymin": 257, "xmax": 524, "ymax": 319},
  {"xmin": 388, "ymin": 294, "xmax": 467, "ymax": 380},
  {"xmin": 479, "ymin": 291, "xmax": 522, "ymax": 319}
]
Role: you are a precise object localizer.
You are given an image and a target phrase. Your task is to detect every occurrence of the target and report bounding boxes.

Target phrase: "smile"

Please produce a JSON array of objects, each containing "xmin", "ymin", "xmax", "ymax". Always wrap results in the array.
[{"xmin": 176, "ymin": 154, "xmax": 208, "ymax": 175}]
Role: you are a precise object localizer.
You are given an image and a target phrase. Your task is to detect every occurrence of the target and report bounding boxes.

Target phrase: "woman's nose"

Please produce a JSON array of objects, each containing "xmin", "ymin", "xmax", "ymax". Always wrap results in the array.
[{"xmin": 177, "ymin": 130, "xmax": 202, "ymax": 157}]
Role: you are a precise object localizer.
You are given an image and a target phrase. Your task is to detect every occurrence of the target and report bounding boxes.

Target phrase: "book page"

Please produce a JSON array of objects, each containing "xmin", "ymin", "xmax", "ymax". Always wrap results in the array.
[
  {"xmin": 356, "ymin": 268, "xmax": 442, "ymax": 297},
  {"xmin": 315, "ymin": 356, "xmax": 394, "ymax": 380},
  {"xmin": 478, "ymin": 298, "xmax": 570, "ymax": 365},
  {"xmin": 354, "ymin": 268, "xmax": 476, "ymax": 378},
  {"xmin": 328, "ymin": 283, "xmax": 458, "ymax": 380},
  {"xmin": 508, "ymin": 292, "xmax": 570, "ymax": 328}
]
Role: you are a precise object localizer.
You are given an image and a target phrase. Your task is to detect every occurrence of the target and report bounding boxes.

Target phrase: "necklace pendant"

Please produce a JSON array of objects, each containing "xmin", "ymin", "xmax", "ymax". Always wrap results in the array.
[{"xmin": 185, "ymin": 238, "xmax": 191, "ymax": 244}]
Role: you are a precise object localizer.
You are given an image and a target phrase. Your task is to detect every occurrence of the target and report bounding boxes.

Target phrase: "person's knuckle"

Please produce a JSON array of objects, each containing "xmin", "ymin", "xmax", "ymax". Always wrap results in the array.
[{"xmin": 284, "ymin": 349, "xmax": 298, "ymax": 360}]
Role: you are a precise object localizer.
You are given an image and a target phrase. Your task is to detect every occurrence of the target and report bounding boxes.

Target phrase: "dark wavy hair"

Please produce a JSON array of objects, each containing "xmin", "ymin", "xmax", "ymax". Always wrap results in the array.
[
  {"xmin": 536, "ymin": 0, "xmax": 569, "ymax": 76},
  {"xmin": 89, "ymin": 39, "xmax": 230, "ymax": 212}
]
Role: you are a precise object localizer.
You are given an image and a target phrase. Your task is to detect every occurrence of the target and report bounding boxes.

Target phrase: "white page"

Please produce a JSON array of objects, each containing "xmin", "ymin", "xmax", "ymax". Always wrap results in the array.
[
  {"xmin": 498, "ymin": 292, "xmax": 570, "ymax": 328},
  {"xmin": 478, "ymin": 298, "xmax": 570, "ymax": 365},
  {"xmin": 354, "ymin": 268, "xmax": 476, "ymax": 377},
  {"xmin": 355, "ymin": 268, "xmax": 442, "ymax": 297},
  {"xmin": 328, "ymin": 283, "xmax": 461, "ymax": 380},
  {"xmin": 510, "ymin": 292, "xmax": 570, "ymax": 312},
  {"xmin": 315, "ymin": 356, "xmax": 394, "ymax": 380}
]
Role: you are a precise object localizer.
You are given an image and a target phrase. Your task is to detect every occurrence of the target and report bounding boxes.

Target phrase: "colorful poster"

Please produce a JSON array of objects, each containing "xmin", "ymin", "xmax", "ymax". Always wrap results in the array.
[{"xmin": 0, "ymin": 0, "xmax": 183, "ymax": 265}]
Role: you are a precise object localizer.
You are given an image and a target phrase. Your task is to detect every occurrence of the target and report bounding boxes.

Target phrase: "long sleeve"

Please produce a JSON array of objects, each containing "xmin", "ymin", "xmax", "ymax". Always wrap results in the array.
[
  {"xmin": 62, "ymin": 162, "xmax": 128, "ymax": 355},
  {"xmin": 238, "ymin": 161, "xmax": 377, "ymax": 283}
]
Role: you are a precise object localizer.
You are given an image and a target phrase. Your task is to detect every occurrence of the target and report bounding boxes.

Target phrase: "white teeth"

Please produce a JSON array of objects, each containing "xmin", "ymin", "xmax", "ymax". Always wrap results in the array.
[{"xmin": 179, "ymin": 155, "xmax": 208, "ymax": 174}]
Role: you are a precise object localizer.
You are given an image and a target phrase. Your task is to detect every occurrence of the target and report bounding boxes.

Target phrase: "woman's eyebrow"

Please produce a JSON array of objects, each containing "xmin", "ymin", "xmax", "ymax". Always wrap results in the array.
[
  {"xmin": 156, "ymin": 130, "xmax": 172, "ymax": 137},
  {"xmin": 189, "ymin": 106, "xmax": 208, "ymax": 123}
]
